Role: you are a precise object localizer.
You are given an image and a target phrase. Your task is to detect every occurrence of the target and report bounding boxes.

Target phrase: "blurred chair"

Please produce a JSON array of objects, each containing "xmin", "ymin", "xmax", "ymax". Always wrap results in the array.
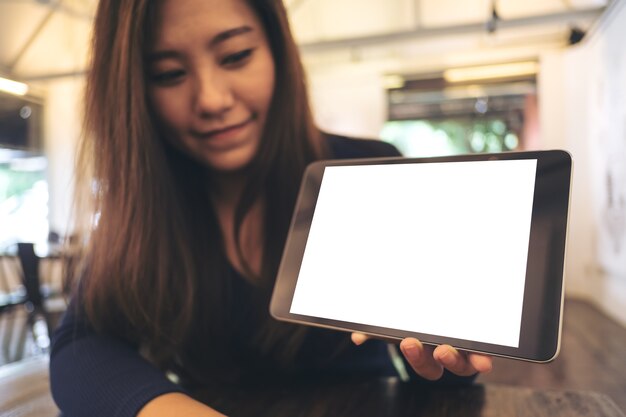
[
  {"xmin": 16, "ymin": 243, "xmax": 69, "ymax": 355},
  {"xmin": 0, "ymin": 254, "xmax": 29, "ymax": 364},
  {"xmin": 0, "ymin": 243, "xmax": 68, "ymax": 364},
  {"xmin": 16, "ymin": 243, "xmax": 44, "ymax": 311}
]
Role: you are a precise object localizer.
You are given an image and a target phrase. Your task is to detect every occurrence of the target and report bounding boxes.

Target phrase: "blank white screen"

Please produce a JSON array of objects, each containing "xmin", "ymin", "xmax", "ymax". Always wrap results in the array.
[{"xmin": 290, "ymin": 159, "xmax": 537, "ymax": 348}]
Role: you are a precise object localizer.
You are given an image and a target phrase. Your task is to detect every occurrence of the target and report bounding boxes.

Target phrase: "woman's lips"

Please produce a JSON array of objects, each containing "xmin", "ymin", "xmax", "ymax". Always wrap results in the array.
[{"xmin": 191, "ymin": 118, "xmax": 253, "ymax": 141}]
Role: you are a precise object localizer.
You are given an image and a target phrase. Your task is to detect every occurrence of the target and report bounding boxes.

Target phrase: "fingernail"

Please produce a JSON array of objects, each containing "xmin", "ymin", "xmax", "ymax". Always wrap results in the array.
[
  {"xmin": 403, "ymin": 342, "xmax": 421, "ymax": 362},
  {"xmin": 439, "ymin": 348, "xmax": 457, "ymax": 367}
]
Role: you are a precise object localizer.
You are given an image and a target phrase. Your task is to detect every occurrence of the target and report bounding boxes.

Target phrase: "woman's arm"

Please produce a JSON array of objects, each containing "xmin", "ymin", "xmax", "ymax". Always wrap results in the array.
[
  {"xmin": 49, "ymin": 303, "xmax": 186, "ymax": 417},
  {"xmin": 138, "ymin": 393, "xmax": 226, "ymax": 417}
]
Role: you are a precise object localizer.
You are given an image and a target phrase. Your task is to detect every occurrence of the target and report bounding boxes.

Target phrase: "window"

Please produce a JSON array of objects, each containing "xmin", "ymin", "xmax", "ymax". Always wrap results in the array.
[{"xmin": 381, "ymin": 78, "xmax": 537, "ymax": 157}]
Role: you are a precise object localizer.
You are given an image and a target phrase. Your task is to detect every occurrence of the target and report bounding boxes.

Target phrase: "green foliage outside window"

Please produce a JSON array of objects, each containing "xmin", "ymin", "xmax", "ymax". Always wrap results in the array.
[
  {"xmin": 0, "ymin": 157, "xmax": 48, "ymax": 249},
  {"xmin": 0, "ymin": 166, "xmax": 45, "ymax": 204},
  {"xmin": 380, "ymin": 119, "xmax": 520, "ymax": 158}
]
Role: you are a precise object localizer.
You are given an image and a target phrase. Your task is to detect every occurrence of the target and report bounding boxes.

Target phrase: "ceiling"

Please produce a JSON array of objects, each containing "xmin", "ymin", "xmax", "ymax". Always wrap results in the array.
[
  {"xmin": 0, "ymin": 0, "xmax": 95, "ymax": 80},
  {"xmin": 288, "ymin": 0, "xmax": 609, "ymax": 76},
  {"xmin": 0, "ymin": 0, "xmax": 612, "ymax": 84}
]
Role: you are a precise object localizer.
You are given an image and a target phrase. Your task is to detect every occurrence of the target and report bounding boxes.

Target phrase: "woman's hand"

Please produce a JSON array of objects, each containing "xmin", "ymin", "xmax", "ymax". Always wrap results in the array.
[{"xmin": 351, "ymin": 333, "xmax": 492, "ymax": 380}]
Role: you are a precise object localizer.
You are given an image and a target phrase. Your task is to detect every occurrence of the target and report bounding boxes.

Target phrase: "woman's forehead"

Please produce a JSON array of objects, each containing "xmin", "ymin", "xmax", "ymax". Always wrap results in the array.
[{"xmin": 150, "ymin": 0, "xmax": 262, "ymax": 48}]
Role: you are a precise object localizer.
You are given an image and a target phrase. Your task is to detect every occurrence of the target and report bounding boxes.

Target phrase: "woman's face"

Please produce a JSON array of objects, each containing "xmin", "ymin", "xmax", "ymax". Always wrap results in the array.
[{"xmin": 146, "ymin": 0, "xmax": 275, "ymax": 172}]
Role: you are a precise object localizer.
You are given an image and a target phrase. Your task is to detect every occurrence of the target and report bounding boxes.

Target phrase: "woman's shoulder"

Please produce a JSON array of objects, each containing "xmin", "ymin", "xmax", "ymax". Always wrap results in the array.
[{"xmin": 323, "ymin": 132, "xmax": 402, "ymax": 159}]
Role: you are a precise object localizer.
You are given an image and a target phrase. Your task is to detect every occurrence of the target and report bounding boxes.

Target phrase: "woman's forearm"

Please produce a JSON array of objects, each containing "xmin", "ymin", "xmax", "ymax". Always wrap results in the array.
[{"xmin": 138, "ymin": 393, "xmax": 226, "ymax": 417}]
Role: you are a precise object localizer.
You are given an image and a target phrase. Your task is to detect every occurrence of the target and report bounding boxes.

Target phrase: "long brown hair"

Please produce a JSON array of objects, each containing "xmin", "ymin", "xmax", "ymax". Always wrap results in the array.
[{"xmin": 75, "ymin": 0, "xmax": 325, "ymax": 371}]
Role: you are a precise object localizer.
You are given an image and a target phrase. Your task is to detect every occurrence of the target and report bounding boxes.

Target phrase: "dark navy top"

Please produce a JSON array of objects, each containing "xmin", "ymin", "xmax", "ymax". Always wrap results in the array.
[{"xmin": 50, "ymin": 135, "xmax": 472, "ymax": 417}]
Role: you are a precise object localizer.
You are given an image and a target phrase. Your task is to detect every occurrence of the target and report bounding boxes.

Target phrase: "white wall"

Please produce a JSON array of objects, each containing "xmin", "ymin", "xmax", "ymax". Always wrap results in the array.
[
  {"xmin": 43, "ymin": 77, "xmax": 84, "ymax": 237},
  {"xmin": 540, "ymin": 0, "xmax": 626, "ymax": 326},
  {"xmin": 308, "ymin": 64, "xmax": 388, "ymax": 139},
  {"xmin": 578, "ymin": 1, "xmax": 626, "ymax": 326}
]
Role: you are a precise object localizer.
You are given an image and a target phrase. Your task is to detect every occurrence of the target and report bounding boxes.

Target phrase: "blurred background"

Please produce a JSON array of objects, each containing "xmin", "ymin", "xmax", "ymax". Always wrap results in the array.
[{"xmin": 0, "ymin": 0, "xmax": 625, "ymax": 366}]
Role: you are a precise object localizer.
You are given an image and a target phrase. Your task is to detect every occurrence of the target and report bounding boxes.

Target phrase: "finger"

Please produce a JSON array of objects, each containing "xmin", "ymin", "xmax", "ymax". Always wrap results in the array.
[
  {"xmin": 351, "ymin": 333, "xmax": 369, "ymax": 345},
  {"xmin": 468, "ymin": 352, "xmax": 493, "ymax": 374},
  {"xmin": 351, "ymin": 333, "xmax": 399, "ymax": 345},
  {"xmin": 433, "ymin": 345, "xmax": 493, "ymax": 376},
  {"xmin": 399, "ymin": 338, "xmax": 443, "ymax": 381},
  {"xmin": 433, "ymin": 345, "xmax": 476, "ymax": 376}
]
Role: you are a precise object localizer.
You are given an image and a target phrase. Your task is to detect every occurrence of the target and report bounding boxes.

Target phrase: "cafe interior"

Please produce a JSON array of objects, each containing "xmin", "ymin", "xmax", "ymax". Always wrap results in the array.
[{"xmin": 0, "ymin": 0, "xmax": 625, "ymax": 416}]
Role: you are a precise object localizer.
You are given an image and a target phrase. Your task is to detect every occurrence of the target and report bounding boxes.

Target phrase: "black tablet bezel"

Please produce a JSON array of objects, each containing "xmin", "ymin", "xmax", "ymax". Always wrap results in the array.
[{"xmin": 270, "ymin": 150, "xmax": 572, "ymax": 363}]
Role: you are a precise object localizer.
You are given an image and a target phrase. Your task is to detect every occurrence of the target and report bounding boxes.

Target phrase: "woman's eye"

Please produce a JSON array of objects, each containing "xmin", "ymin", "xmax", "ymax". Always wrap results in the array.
[
  {"xmin": 150, "ymin": 69, "xmax": 185, "ymax": 85},
  {"xmin": 221, "ymin": 49, "xmax": 254, "ymax": 67}
]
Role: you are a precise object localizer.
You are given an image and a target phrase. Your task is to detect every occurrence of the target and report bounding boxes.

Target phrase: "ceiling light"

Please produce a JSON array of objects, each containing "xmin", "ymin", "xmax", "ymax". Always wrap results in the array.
[
  {"xmin": 0, "ymin": 76, "xmax": 29, "ymax": 96},
  {"xmin": 383, "ymin": 75, "xmax": 405, "ymax": 90},
  {"xmin": 443, "ymin": 62, "xmax": 538, "ymax": 83}
]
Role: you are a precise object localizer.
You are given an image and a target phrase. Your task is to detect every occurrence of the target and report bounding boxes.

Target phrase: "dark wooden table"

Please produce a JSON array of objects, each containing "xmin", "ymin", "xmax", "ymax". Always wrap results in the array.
[
  {"xmin": 1, "ymin": 355, "xmax": 624, "ymax": 417},
  {"xmin": 191, "ymin": 377, "xmax": 626, "ymax": 417}
]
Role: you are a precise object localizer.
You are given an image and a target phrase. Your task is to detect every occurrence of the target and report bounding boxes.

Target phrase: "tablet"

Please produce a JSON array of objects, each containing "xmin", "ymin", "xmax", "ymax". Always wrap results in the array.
[{"xmin": 270, "ymin": 150, "xmax": 572, "ymax": 363}]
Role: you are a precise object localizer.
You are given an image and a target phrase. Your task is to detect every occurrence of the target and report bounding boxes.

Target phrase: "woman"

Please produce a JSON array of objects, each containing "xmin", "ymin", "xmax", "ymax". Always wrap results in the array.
[{"xmin": 50, "ymin": 0, "xmax": 492, "ymax": 416}]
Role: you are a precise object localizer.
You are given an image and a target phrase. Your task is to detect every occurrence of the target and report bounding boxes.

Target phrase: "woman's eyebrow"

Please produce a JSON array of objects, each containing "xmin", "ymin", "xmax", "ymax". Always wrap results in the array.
[
  {"xmin": 147, "ymin": 26, "xmax": 254, "ymax": 62},
  {"xmin": 211, "ymin": 25, "xmax": 254, "ymax": 46}
]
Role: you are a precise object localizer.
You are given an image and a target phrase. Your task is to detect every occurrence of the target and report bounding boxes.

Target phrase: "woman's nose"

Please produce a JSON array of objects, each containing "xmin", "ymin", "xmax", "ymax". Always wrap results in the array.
[{"xmin": 193, "ymin": 72, "xmax": 234, "ymax": 117}]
